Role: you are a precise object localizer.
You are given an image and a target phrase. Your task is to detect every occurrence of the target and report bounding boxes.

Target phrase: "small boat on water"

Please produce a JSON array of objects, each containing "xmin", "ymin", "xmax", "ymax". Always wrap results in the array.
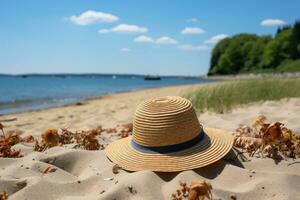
[{"xmin": 144, "ymin": 75, "xmax": 161, "ymax": 81}]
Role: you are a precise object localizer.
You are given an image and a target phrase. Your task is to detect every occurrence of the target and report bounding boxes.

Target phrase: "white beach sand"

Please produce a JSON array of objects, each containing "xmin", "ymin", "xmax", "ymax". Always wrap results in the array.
[{"xmin": 1, "ymin": 84, "xmax": 300, "ymax": 200}]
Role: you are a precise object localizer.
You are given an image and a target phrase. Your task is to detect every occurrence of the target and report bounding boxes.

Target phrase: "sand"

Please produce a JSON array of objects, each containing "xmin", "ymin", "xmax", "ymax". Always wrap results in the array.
[{"xmin": 1, "ymin": 84, "xmax": 300, "ymax": 200}]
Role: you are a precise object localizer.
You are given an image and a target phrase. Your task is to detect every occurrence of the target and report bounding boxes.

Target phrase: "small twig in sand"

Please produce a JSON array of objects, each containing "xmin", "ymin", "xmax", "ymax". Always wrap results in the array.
[
  {"xmin": 128, "ymin": 186, "xmax": 137, "ymax": 194},
  {"xmin": 0, "ymin": 118, "xmax": 17, "ymax": 122},
  {"xmin": 287, "ymin": 161, "xmax": 300, "ymax": 166},
  {"xmin": 42, "ymin": 166, "xmax": 57, "ymax": 174},
  {"xmin": 0, "ymin": 123, "xmax": 5, "ymax": 138},
  {"xmin": 232, "ymin": 147, "xmax": 251, "ymax": 162}
]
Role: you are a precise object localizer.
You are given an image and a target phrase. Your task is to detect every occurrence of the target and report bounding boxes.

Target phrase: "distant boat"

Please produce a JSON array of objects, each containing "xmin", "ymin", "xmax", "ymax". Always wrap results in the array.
[
  {"xmin": 144, "ymin": 75, "xmax": 161, "ymax": 81},
  {"xmin": 112, "ymin": 75, "xmax": 117, "ymax": 79},
  {"xmin": 55, "ymin": 74, "xmax": 67, "ymax": 78}
]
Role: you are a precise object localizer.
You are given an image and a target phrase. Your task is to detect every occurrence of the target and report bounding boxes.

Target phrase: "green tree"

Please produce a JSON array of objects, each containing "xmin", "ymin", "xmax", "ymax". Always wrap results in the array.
[
  {"xmin": 262, "ymin": 28, "xmax": 293, "ymax": 68},
  {"xmin": 208, "ymin": 38, "xmax": 231, "ymax": 75},
  {"xmin": 244, "ymin": 36, "xmax": 271, "ymax": 71},
  {"xmin": 209, "ymin": 34, "xmax": 261, "ymax": 74},
  {"xmin": 217, "ymin": 39, "xmax": 244, "ymax": 74},
  {"xmin": 290, "ymin": 20, "xmax": 300, "ymax": 59},
  {"xmin": 208, "ymin": 19, "xmax": 300, "ymax": 75}
]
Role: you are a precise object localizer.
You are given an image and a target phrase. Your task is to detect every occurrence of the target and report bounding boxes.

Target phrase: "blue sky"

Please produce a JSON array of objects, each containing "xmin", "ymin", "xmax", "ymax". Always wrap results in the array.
[{"xmin": 0, "ymin": 0, "xmax": 299, "ymax": 75}]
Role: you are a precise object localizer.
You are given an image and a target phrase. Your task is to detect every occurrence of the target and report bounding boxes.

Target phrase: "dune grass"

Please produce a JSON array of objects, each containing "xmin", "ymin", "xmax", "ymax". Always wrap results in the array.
[{"xmin": 186, "ymin": 78, "xmax": 300, "ymax": 113}]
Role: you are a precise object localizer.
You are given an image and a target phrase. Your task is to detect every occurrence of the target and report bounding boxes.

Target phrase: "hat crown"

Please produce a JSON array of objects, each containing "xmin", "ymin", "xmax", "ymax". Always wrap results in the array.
[{"xmin": 133, "ymin": 96, "xmax": 201, "ymax": 147}]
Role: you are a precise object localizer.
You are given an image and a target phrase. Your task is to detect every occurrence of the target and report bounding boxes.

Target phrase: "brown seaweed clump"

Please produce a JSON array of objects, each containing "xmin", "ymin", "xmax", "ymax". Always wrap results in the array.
[
  {"xmin": 0, "ymin": 191, "xmax": 8, "ymax": 200},
  {"xmin": 171, "ymin": 180, "xmax": 212, "ymax": 200},
  {"xmin": 42, "ymin": 129, "xmax": 60, "ymax": 147},
  {"xmin": 104, "ymin": 127, "xmax": 117, "ymax": 134},
  {"xmin": 0, "ymin": 139, "xmax": 22, "ymax": 158},
  {"xmin": 1, "ymin": 122, "xmax": 132, "ymax": 155},
  {"xmin": 233, "ymin": 115, "xmax": 300, "ymax": 158},
  {"xmin": 119, "ymin": 123, "xmax": 133, "ymax": 138},
  {"xmin": 35, "ymin": 127, "xmax": 105, "ymax": 151},
  {"xmin": 34, "ymin": 129, "xmax": 60, "ymax": 152},
  {"xmin": 0, "ymin": 125, "xmax": 23, "ymax": 158},
  {"xmin": 74, "ymin": 129, "xmax": 104, "ymax": 150},
  {"xmin": 59, "ymin": 128, "xmax": 74, "ymax": 144},
  {"xmin": 107, "ymin": 123, "xmax": 133, "ymax": 138},
  {"xmin": 188, "ymin": 180, "xmax": 212, "ymax": 200},
  {"xmin": 22, "ymin": 135, "xmax": 35, "ymax": 143}
]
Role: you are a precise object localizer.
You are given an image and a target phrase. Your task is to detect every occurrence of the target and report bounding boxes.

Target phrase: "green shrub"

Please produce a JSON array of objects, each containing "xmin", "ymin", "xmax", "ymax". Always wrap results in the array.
[{"xmin": 186, "ymin": 78, "xmax": 300, "ymax": 113}]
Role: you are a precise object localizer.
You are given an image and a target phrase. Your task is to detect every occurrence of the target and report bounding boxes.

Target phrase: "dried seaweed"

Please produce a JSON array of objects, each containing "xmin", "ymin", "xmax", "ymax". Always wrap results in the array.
[
  {"xmin": 189, "ymin": 180, "xmax": 212, "ymax": 200},
  {"xmin": 104, "ymin": 127, "xmax": 117, "ymax": 133},
  {"xmin": 42, "ymin": 129, "xmax": 60, "ymax": 147},
  {"xmin": 113, "ymin": 123, "xmax": 133, "ymax": 138},
  {"xmin": 34, "ymin": 127, "xmax": 104, "ymax": 151},
  {"xmin": 1, "ymin": 122, "xmax": 132, "ymax": 156},
  {"xmin": 59, "ymin": 128, "xmax": 75, "ymax": 144},
  {"xmin": 0, "ymin": 144, "xmax": 22, "ymax": 158},
  {"xmin": 0, "ymin": 191, "xmax": 8, "ymax": 200},
  {"xmin": 172, "ymin": 180, "xmax": 212, "ymax": 200},
  {"xmin": 119, "ymin": 123, "xmax": 133, "ymax": 138},
  {"xmin": 22, "ymin": 135, "xmax": 35, "ymax": 143},
  {"xmin": 0, "ymin": 126, "xmax": 23, "ymax": 158},
  {"xmin": 74, "ymin": 129, "xmax": 104, "ymax": 150},
  {"xmin": 233, "ymin": 115, "xmax": 300, "ymax": 158}
]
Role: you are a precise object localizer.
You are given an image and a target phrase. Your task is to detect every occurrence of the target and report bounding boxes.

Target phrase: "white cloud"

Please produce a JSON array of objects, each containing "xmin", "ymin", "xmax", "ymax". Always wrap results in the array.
[
  {"xmin": 112, "ymin": 24, "xmax": 148, "ymax": 33},
  {"xmin": 204, "ymin": 34, "xmax": 229, "ymax": 44},
  {"xmin": 134, "ymin": 35, "xmax": 179, "ymax": 45},
  {"xmin": 120, "ymin": 48, "xmax": 131, "ymax": 52},
  {"xmin": 98, "ymin": 24, "xmax": 148, "ymax": 34},
  {"xmin": 69, "ymin": 10, "xmax": 118, "ymax": 25},
  {"xmin": 156, "ymin": 36, "xmax": 178, "ymax": 45},
  {"xmin": 134, "ymin": 35, "xmax": 154, "ymax": 43},
  {"xmin": 260, "ymin": 19, "xmax": 286, "ymax": 26},
  {"xmin": 98, "ymin": 29, "xmax": 110, "ymax": 34},
  {"xmin": 178, "ymin": 44, "xmax": 209, "ymax": 51},
  {"xmin": 187, "ymin": 18, "xmax": 198, "ymax": 23},
  {"xmin": 181, "ymin": 27, "xmax": 205, "ymax": 35}
]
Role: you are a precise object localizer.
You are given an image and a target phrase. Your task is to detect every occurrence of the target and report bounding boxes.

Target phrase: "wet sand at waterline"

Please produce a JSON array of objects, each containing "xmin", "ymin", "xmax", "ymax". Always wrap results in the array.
[{"xmin": 1, "ymin": 84, "xmax": 300, "ymax": 200}]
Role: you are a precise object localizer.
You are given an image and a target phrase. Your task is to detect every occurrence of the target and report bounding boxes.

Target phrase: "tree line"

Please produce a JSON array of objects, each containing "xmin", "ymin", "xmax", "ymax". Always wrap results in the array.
[{"xmin": 208, "ymin": 20, "xmax": 300, "ymax": 75}]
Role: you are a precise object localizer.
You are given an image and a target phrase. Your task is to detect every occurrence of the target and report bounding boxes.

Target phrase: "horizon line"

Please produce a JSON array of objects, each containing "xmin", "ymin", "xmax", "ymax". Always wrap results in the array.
[{"xmin": 0, "ymin": 72, "xmax": 206, "ymax": 77}]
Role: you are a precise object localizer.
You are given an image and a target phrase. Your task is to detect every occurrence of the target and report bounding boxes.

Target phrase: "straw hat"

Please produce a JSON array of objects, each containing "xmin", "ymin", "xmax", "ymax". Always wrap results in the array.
[{"xmin": 105, "ymin": 96, "xmax": 233, "ymax": 172}]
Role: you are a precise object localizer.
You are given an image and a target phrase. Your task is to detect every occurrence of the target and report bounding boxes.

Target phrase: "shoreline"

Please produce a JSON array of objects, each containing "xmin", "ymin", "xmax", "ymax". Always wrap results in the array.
[
  {"xmin": 0, "ymin": 83, "xmax": 204, "ymax": 136},
  {"xmin": 0, "ymin": 83, "xmax": 203, "ymax": 117},
  {"xmin": 0, "ymin": 78, "xmax": 214, "ymax": 116},
  {"xmin": 1, "ymin": 82, "xmax": 300, "ymax": 137}
]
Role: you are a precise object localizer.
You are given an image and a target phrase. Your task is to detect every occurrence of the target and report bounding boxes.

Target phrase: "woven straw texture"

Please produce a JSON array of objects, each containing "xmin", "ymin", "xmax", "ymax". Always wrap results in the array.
[
  {"xmin": 133, "ymin": 96, "xmax": 201, "ymax": 147},
  {"xmin": 106, "ymin": 96, "xmax": 233, "ymax": 172}
]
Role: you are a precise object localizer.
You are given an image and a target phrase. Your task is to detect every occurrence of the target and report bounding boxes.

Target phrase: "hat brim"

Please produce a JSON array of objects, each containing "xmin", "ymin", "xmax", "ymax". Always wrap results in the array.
[{"xmin": 105, "ymin": 127, "xmax": 233, "ymax": 172}]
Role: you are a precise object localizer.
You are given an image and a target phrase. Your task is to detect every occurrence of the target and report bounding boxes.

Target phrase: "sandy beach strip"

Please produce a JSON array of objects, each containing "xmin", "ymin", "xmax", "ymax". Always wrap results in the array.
[
  {"xmin": 0, "ymin": 84, "xmax": 202, "ymax": 136},
  {"xmin": 1, "ymin": 83, "xmax": 300, "ymax": 136},
  {"xmin": 1, "ymin": 83, "xmax": 300, "ymax": 200}
]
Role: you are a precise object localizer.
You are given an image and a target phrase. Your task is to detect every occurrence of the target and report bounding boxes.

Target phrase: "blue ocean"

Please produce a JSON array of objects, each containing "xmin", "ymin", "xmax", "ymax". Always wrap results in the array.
[{"xmin": 0, "ymin": 74, "xmax": 212, "ymax": 115}]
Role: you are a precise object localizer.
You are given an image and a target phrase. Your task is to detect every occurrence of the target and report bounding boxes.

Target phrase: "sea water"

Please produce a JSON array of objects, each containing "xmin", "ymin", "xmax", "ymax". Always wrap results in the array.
[{"xmin": 0, "ymin": 74, "xmax": 212, "ymax": 114}]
